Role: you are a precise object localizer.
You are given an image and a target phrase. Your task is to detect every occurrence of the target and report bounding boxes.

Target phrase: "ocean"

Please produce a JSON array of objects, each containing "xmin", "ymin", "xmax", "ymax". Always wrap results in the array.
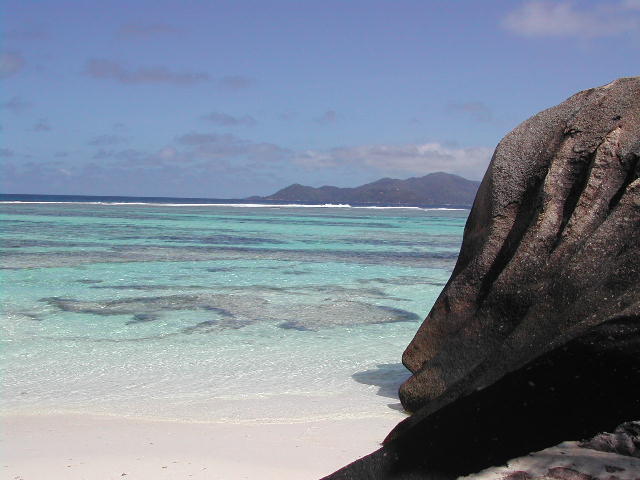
[{"xmin": 0, "ymin": 196, "xmax": 467, "ymax": 423}]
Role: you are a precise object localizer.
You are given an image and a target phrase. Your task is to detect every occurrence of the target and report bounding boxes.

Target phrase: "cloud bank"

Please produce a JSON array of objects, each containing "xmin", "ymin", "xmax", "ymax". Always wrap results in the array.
[
  {"xmin": 88, "ymin": 134, "xmax": 129, "ymax": 146},
  {"xmin": 1, "ymin": 96, "xmax": 31, "ymax": 113},
  {"xmin": 33, "ymin": 119, "xmax": 51, "ymax": 132},
  {"xmin": 85, "ymin": 59, "xmax": 211, "ymax": 85},
  {"xmin": 0, "ymin": 52, "xmax": 25, "ymax": 78},
  {"xmin": 503, "ymin": 1, "xmax": 640, "ymax": 38},
  {"xmin": 314, "ymin": 110, "xmax": 339, "ymax": 125},
  {"xmin": 202, "ymin": 112, "xmax": 257, "ymax": 126},
  {"xmin": 176, "ymin": 132, "xmax": 288, "ymax": 162},
  {"xmin": 294, "ymin": 142, "xmax": 493, "ymax": 180},
  {"xmin": 217, "ymin": 75, "xmax": 255, "ymax": 90},
  {"xmin": 118, "ymin": 23, "xmax": 181, "ymax": 38},
  {"xmin": 84, "ymin": 60, "xmax": 254, "ymax": 89},
  {"xmin": 3, "ymin": 137, "xmax": 493, "ymax": 197},
  {"xmin": 447, "ymin": 101, "xmax": 493, "ymax": 123}
]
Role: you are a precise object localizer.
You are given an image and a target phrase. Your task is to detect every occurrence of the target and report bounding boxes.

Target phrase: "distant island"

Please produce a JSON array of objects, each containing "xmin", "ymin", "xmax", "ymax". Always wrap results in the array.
[
  {"xmin": 248, "ymin": 172, "xmax": 481, "ymax": 207},
  {"xmin": 1, "ymin": 172, "xmax": 481, "ymax": 208}
]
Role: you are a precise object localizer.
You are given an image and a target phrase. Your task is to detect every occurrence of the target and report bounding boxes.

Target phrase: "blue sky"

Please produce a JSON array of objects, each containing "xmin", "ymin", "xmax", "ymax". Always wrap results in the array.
[{"xmin": 1, "ymin": 0, "xmax": 639, "ymax": 197}]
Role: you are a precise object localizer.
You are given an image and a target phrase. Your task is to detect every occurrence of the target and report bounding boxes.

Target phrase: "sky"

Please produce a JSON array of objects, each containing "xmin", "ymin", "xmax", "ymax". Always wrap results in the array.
[{"xmin": 1, "ymin": 0, "xmax": 639, "ymax": 198}]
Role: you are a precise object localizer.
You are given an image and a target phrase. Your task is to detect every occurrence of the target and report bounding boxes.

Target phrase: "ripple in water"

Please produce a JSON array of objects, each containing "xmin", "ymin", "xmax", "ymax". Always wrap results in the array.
[{"xmin": 0, "ymin": 203, "xmax": 466, "ymax": 421}]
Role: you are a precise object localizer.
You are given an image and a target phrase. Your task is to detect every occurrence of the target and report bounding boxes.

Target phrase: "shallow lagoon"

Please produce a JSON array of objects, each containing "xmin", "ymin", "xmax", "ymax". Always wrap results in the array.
[{"xmin": 1, "ymin": 203, "xmax": 467, "ymax": 423}]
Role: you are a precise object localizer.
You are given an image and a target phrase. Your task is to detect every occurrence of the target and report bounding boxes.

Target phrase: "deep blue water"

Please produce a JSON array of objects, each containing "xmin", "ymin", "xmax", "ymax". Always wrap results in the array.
[{"xmin": 0, "ymin": 193, "xmax": 471, "ymax": 209}]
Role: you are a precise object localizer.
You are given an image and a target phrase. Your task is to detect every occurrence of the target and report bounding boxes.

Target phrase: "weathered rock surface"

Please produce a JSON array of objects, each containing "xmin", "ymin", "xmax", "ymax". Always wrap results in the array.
[
  {"xmin": 321, "ymin": 77, "xmax": 640, "ymax": 479},
  {"xmin": 459, "ymin": 427, "xmax": 640, "ymax": 480},
  {"xmin": 401, "ymin": 76, "xmax": 640, "ymax": 412},
  {"xmin": 580, "ymin": 422, "xmax": 640, "ymax": 458}
]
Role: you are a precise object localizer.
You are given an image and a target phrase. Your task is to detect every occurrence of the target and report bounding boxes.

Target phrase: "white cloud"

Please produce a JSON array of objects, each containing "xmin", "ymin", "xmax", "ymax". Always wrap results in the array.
[
  {"xmin": 447, "ymin": 101, "xmax": 493, "ymax": 123},
  {"xmin": 0, "ymin": 52, "xmax": 25, "ymax": 78},
  {"xmin": 157, "ymin": 146, "xmax": 179, "ymax": 160},
  {"xmin": 5, "ymin": 28, "xmax": 48, "ymax": 41},
  {"xmin": 176, "ymin": 132, "xmax": 288, "ymax": 162},
  {"xmin": 314, "ymin": 110, "xmax": 338, "ymax": 125},
  {"xmin": 502, "ymin": 1, "xmax": 639, "ymax": 38},
  {"xmin": 217, "ymin": 75, "xmax": 254, "ymax": 90},
  {"xmin": 118, "ymin": 24, "xmax": 181, "ymax": 39},
  {"xmin": 85, "ymin": 60, "xmax": 254, "ymax": 90},
  {"xmin": 85, "ymin": 59, "xmax": 210, "ymax": 86},
  {"xmin": 33, "ymin": 118, "xmax": 51, "ymax": 132},
  {"xmin": 622, "ymin": 0, "xmax": 640, "ymax": 9},
  {"xmin": 88, "ymin": 134, "xmax": 128, "ymax": 146},
  {"xmin": 202, "ymin": 112, "xmax": 257, "ymax": 126},
  {"xmin": 293, "ymin": 143, "xmax": 493, "ymax": 180},
  {"xmin": 0, "ymin": 96, "xmax": 31, "ymax": 113}
]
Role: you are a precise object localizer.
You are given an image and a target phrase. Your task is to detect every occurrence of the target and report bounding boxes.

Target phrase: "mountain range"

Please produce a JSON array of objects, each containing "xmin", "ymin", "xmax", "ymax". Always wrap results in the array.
[{"xmin": 250, "ymin": 172, "xmax": 481, "ymax": 207}]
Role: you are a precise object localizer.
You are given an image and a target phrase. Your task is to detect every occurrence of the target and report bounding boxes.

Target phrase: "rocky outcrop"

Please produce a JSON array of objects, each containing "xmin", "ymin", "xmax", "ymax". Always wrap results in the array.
[
  {"xmin": 580, "ymin": 422, "xmax": 640, "ymax": 458},
  {"xmin": 323, "ymin": 321, "xmax": 639, "ymax": 479},
  {"xmin": 456, "ymin": 423, "xmax": 640, "ymax": 480},
  {"xmin": 460, "ymin": 428, "xmax": 640, "ymax": 480},
  {"xmin": 322, "ymin": 77, "xmax": 640, "ymax": 479},
  {"xmin": 400, "ymin": 76, "xmax": 639, "ymax": 413}
]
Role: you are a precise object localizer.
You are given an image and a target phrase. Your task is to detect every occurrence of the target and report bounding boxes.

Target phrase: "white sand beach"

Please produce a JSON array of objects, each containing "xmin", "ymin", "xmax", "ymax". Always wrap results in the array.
[{"xmin": 1, "ymin": 413, "xmax": 402, "ymax": 480}]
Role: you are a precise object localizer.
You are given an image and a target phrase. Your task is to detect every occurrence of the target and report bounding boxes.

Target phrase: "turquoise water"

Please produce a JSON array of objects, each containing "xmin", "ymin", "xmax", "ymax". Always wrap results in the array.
[{"xmin": 0, "ymin": 203, "xmax": 466, "ymax": 423}]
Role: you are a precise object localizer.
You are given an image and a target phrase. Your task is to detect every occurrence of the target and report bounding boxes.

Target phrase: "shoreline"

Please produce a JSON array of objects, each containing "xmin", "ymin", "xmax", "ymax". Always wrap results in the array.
[
  {"xmin": 0, "ymin": 200, "xmax": 468, "ymax": 210},
  {"xmin": 1, "ymin": 412, "xmax": 404, "ymax": 479}
]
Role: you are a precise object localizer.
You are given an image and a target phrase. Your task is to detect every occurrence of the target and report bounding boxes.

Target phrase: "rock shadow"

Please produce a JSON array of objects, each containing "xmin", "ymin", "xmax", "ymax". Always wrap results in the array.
[{"xmin": 352, "ymin": 363, "xmax": 412, "ymax": 400}]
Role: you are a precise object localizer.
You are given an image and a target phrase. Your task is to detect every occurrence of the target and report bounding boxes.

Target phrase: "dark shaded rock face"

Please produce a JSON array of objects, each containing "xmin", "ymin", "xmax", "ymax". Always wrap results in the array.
[
  {"xmin": 322, "ymin": 77, "xmax": 640, "ymax": 479},
  {"xmin": 323, "ymin": 322, "xmax": 639, "ymax": 479},
  {"xmin": 401, "ymin": 76, "xmax": 640, "ymax": 412}
]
